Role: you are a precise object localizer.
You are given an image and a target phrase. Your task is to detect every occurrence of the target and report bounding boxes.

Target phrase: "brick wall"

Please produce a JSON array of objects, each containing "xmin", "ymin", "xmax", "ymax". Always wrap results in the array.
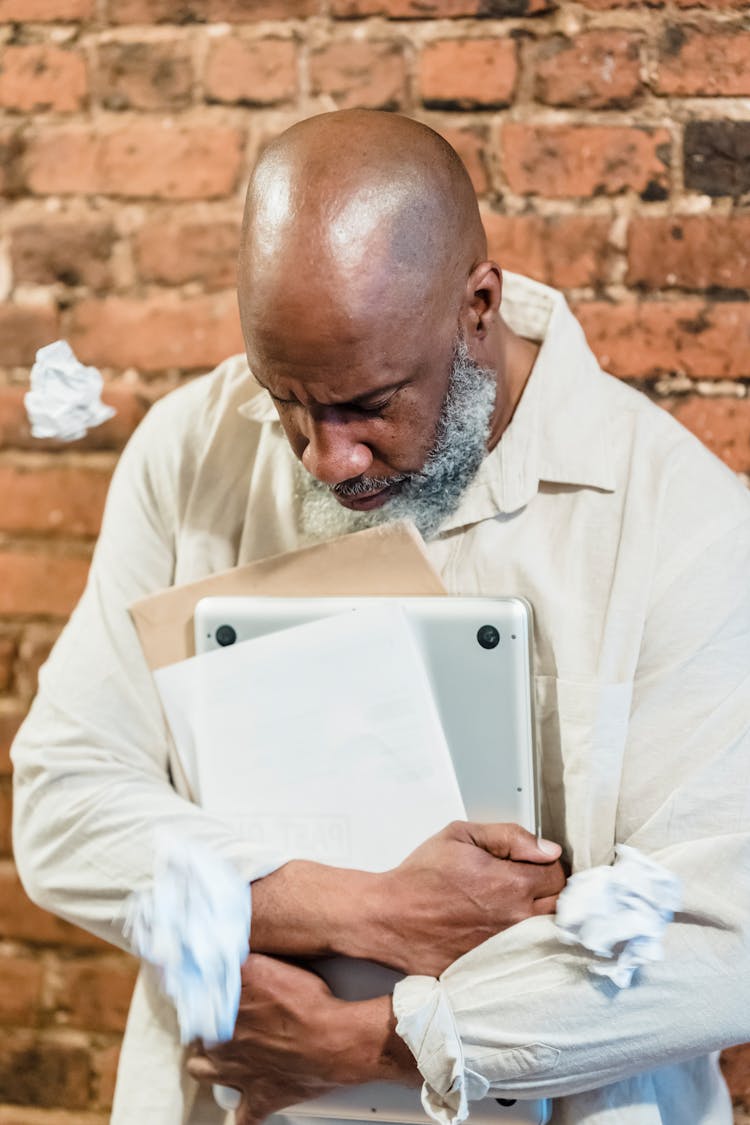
[{"xmin": 0, "ymin": 0, "xmax": 748, "ymax": 1119}]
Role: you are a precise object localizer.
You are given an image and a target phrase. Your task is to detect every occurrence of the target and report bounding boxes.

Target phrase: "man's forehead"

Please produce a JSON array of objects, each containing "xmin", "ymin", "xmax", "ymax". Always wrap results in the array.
[{"xmin": 247, "ymin": 318, "xmax": 446, "ymax": 401}]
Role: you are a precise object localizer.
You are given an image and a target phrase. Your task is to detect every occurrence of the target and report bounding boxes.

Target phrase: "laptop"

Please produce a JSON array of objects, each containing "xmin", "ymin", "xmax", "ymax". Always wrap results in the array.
[{"xmin": 193, "ymin": 596, "xmax": 549, "ymax": 1125}]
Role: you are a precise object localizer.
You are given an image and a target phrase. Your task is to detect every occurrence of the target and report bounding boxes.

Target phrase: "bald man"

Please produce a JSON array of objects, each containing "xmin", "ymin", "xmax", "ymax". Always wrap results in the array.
[{"xmin": 11, "ymin": 111, "xmax": 750, "ymax": 1125}]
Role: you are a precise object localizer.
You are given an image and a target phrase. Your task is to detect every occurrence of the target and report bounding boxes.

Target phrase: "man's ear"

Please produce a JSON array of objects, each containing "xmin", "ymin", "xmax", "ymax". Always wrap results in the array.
[{"xmin": 461, "ymin": 262, "xmax": 502, "ymax": 342}]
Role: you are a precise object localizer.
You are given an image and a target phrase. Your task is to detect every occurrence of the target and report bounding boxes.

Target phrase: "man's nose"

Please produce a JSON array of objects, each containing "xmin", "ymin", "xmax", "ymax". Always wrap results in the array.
[{"xmin": 300, "ymin": 415, "xmax": 374, "ymax": 486}]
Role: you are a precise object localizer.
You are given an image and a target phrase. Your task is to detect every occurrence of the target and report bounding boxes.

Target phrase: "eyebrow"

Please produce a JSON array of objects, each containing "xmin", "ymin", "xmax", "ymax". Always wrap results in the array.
[{"xmin": 254, "ymin": 376, "xmax": 409, "ymax": 408}]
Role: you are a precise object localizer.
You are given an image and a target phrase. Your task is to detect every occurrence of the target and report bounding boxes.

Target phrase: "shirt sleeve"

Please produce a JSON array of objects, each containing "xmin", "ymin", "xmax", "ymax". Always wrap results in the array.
[
  {"xmin": 393, "ymin": 507, "xmax": 750, "ymax": 1120},
  {"xmin": 11, "ymin": 392, "xmax": 282, "ymax": 952}
]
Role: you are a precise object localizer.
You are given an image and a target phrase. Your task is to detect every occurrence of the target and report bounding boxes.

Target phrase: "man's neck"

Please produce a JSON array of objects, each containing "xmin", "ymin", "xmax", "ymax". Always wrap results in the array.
[{"xmin": 487, "ymin": 327, "xmax": 540, "ymax": 452}]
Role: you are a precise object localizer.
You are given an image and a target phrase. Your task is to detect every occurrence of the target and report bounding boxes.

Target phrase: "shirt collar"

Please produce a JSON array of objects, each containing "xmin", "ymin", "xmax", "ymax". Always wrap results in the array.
[
  {"xmin": 237, "ymin": 272, "xmax": 616, "ymax": 530},
  {"xmin": 438, "ymin": 273, "xmax": 616, "ymax": 531}
]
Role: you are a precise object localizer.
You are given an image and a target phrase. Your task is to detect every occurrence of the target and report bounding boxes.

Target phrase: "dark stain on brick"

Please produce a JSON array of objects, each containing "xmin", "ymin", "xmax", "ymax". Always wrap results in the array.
[
  {"xmin": 641, "ymin": 179, "xmax": 668, "ymax": 201},
  {"xmin": 706, "ymin": 286, "xmax": 750, "ymax": 303},
  {"xmin": 655, "ymin": 141, "xmax": 671, "ymax": 166},
  {"xmin": 0, "ymin": 1042, "xmax": 91, "ymax": 1108},
  {"xmin": 0, "ymin": 129, "xmax": 26, "ymax": 198},
  {"xmin": 477, "ymin": 0, "xmax": 551, "ymax": 16},
  {"xmin": 677, "ymin": 309, "xmax": 711, "ymax": 335},
  {"xmin": 661, "ymin": 23, "xmax": 687, "ymax": 57},
  {"xmin": 422, "ymin": 94, "xmax": 513, "ymax": 110},
  {"xmin": 684, "ymin": 121, "xmax": 750, "ymax": 197}
]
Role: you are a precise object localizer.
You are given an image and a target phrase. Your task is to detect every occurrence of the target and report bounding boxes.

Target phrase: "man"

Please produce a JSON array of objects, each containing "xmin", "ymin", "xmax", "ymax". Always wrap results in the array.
[{"xmin": 11, "ymin": 110, "xmax": 750, "ymax": 1125}]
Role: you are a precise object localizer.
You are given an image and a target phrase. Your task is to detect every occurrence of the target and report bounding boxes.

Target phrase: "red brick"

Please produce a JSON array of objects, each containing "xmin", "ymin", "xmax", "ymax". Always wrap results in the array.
[
  {"xmin": 0, "ymin": 1029, "xmax": 91, "ymax": 1109},
  {"xmin": 503, "ymin": 124, "xmax": 670, "ymax": 200},
  {"xmin": 419, "ymin": 39, "xmax": 517, "ymax": 109},
  {"xmin": 0, "ymin": 0, "xmax": 93, "ymax": 17},
  {"xmin": 581, "ymin": 0, "xmax": 750, "ymax": 5},
  {"xmin": 15, "ymin": 627, "xmax": 60, "ymax": 702},
  {"xmin": 68, "ymin": 293, "xmax": 244, "ymax": 372},
  {"xmin": 0, "ymin": 954, "xmax": 43, "ymax": 1023},
  {"xmin": 722, "ymin": 1043, "xmax": 750, "ymax": 1098},
  {"xmin": 204, "ymin": 37, "xmax": 297, "ymax": 106},
  {"xmin": 656, "ymin": 25, "xmax": 750, "ymax": 96},
  {"xmin": 53, "ymin": 956, "xmax": 137, "ymax": 1034},
  {"xmin": 437, "ymin": 125, "xmax": 489, "ymax": 195},
  {"xmin": 0, "ymin": 864, "xmax": 107, "ymax": 950},
  {"xmin": 24, "ymin": 123, "xmax": 244, "ymax": 200},
  {"xmin": 0, "ymin": 781, "xmax": 11, "ymax": 858},
  {"xmin": 11, "ymin": 221, "xmax": 115, "ymax": 290},
  {"xmin": 0, "ymin": 552, "xmax": 89, "ymax": 618},
  {"xmin": 535, "ymin": 31, "xmax": 643, "ymax": 108},
  {"xmin": 0, "ymin": 46, "xmax": 87, "ymax": 114},
  {"xmin": 110, "ymin": 0, "xmax": 317, "ymax": 21},
  {"xmin": 331, "ymin": 0, "xmax": 552, "ymax": 16},
  {"xmin": 95, "ymin": 41, "xmax": 193, "ymax": 112},
  {"xmin": 91, "ymin": 1042, "xmax": 121, "ymax": 1111},
  {"xmin": 310, "ymin": 40, "xmax": 406, "ymax": 110},
  {"xmin": 0, "ymin": 1110, "xmax": 110, "ymax": 1125},
  {"xmin": 666, "ymin": 396, "xmax": 750, "ymax": 474},
  {"xmin": 135, "ymin": 216, "xmax": 239, "ymax": 288},
  {"xmin": 0, "ymin": 705, "xmax": 25, "ymax": 776},
  {"xmin": 674, "ymin": 0, "xmax": 750, "ymax": 6},
  {"xmin": 0, "ymin": 127, "xmax": 25, "ymax": 197},
  {"xmin": 0, "ymin": 467, "xmax": 111, "ymax": 538},
  {"xmin": 0, "ymin": 304, "xmax": 59, "ymax": 368},
  {"xmin": 0, "ymin": 637, "xmax": 16, "ymax": 694},
  {"xmin": 482, "ymin": 212, "xmax": 613, "ymax": 289},
  {"xmin": 0, "ymin": 384, "xmax": 149, "ymax": 452},
  {"xmin": 575, "ymin": 301, "xmax": 750, "ymax": 380},
  {"xmin": 627, "ymin": 215, "xmax": 750, "ymax": 291}
]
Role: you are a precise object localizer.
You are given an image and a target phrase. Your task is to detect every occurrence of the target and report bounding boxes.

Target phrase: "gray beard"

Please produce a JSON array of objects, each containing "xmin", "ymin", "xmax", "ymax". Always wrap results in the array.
[{"xmin": 297, "ymin": 337, "xmax": 497, "ymax": 543}]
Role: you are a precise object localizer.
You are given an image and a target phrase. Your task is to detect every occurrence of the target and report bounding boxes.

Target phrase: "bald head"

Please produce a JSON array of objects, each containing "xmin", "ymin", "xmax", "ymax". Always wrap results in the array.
[{"xmin": 238, "ymin": 111, "xmax": 487, "ymax": 346}]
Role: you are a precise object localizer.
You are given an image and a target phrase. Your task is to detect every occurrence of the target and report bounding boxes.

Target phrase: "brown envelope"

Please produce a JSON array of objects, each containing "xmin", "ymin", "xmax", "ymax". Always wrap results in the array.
[{"xmin": 129, "ymin": 519, "xmax": 447, "ymax": 671}]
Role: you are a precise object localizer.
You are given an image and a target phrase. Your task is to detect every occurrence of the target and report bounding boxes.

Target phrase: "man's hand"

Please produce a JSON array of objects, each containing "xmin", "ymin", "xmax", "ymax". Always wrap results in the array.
[
  {"xmin": 251, "ymin": 821, "xmax": 565, "ymax": 977},
  {"xmin": 187, "ymin": 954, "xmax": 417, "ymax": 1125},
  {"xmin": 359, "ymin": 821, "xmax": 565, "ymax": 976}
]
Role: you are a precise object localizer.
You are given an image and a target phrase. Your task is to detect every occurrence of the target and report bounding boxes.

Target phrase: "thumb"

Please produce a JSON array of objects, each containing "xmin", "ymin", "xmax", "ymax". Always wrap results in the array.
[{"xmin": 468, "ymin": 822, "xmax": 561, "ymax": 864}]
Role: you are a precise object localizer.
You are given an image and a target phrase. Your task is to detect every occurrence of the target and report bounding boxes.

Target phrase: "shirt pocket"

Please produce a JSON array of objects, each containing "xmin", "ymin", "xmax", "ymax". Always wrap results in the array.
[{"xmin": 535, "ymin": 676, "xmax": 633, "ymax": 871}]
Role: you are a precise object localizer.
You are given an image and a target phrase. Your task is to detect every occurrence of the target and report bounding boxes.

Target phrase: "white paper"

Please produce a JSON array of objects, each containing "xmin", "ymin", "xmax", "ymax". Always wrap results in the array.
[
  {"xmin": 556, "ymin": 844, "xmax": 682, "ymax": 987},
  {"xmin": 25, "ymin": 339, "xmax": 115, "ymax": 441},
  {"xmin": 155, "ymin": 605, "xmax": 466, "ymax": 872}
]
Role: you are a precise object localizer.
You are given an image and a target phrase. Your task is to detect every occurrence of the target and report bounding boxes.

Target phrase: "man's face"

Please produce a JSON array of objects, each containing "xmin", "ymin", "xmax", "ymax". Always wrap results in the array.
[
  {"xmin": 298, "ymin": 336, "xmax": 496, "ymax": 541},
  {"xmin": 246, "ymin": 306, "xmax": 497, "ymax": 540}
]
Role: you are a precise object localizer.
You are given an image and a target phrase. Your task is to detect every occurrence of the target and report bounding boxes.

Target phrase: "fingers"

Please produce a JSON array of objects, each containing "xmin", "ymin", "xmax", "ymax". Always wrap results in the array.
[
  {"xmin": 530, "ymin": 894, "xmax": 560, "ymax": 916},
  {"xmin": 529, "ymin": 858, "xmax": 567, "ymax": 899},
  {"xmin": 234, "ymin": 1096, "xmax": 257, "ymax": 1125},
  {"xmin": 466, "ymin": 822, "xmax": 562, "ymax": 864},
  {"xmin": 186, "ymin": 1054, "xmax": 219, "ymax": 1082}
]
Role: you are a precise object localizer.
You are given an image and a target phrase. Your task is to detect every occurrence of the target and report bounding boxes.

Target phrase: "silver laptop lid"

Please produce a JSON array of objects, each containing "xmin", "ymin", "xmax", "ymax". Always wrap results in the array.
[{"xmin": 194, "ymin": 596, "xmax": 539, "ymax": 838}]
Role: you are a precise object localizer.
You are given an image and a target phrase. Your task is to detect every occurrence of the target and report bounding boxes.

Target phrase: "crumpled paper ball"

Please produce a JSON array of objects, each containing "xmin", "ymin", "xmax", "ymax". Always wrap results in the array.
[
  {"xmin": 24, "ymin": 340, "xmax": 116, "ymax": 441},
  {"xmin": 124, "ymin": 832, "xmax": 251, "ymax": 1112},
  {"xmin": 556, "ymin": 844, "xmax": 682, "ymax": 988},
  {"xmin": 124, "ymin": 831, "xmax": 251, "ymax": 1045}
]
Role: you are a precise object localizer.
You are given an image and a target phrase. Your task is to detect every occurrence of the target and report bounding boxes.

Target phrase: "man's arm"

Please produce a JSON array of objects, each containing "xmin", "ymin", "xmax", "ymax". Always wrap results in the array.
[
  {"xmin": 390, "ymin": 507, "xmax": 750, "ymax": 1114},
  {"xmin": 11, "ymin": 388, "xmax": 292, "ymax": 948},
  {"xmin": 250, "ymin": 822, "xmax": 563, "ymax": 975}
]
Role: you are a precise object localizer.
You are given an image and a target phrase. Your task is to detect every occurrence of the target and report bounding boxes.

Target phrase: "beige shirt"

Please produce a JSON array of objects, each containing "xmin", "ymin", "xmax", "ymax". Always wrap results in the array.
[{"xmin": 11, "ymin": 273, "xmax": 750, "ymax": 1125}]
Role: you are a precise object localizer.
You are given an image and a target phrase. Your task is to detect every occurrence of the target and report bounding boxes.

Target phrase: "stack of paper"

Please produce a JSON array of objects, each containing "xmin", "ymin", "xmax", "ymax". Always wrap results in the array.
[{"xmin": 155, "ymin": 604, "xmax": 466, "ymax": 872}]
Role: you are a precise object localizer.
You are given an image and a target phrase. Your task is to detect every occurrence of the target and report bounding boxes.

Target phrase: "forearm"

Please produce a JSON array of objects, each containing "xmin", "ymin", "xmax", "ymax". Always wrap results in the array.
[
  {"xmin": 331, "ymin": 994, "xmax": 421, "ymax": 1087},
  {"xmin": 250, "ymin": 861, "xmax": 385, "ymax": 961},
  {"xmin": 394, "ymin": 840, "xmax": 750, "ymax": 1106}
]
